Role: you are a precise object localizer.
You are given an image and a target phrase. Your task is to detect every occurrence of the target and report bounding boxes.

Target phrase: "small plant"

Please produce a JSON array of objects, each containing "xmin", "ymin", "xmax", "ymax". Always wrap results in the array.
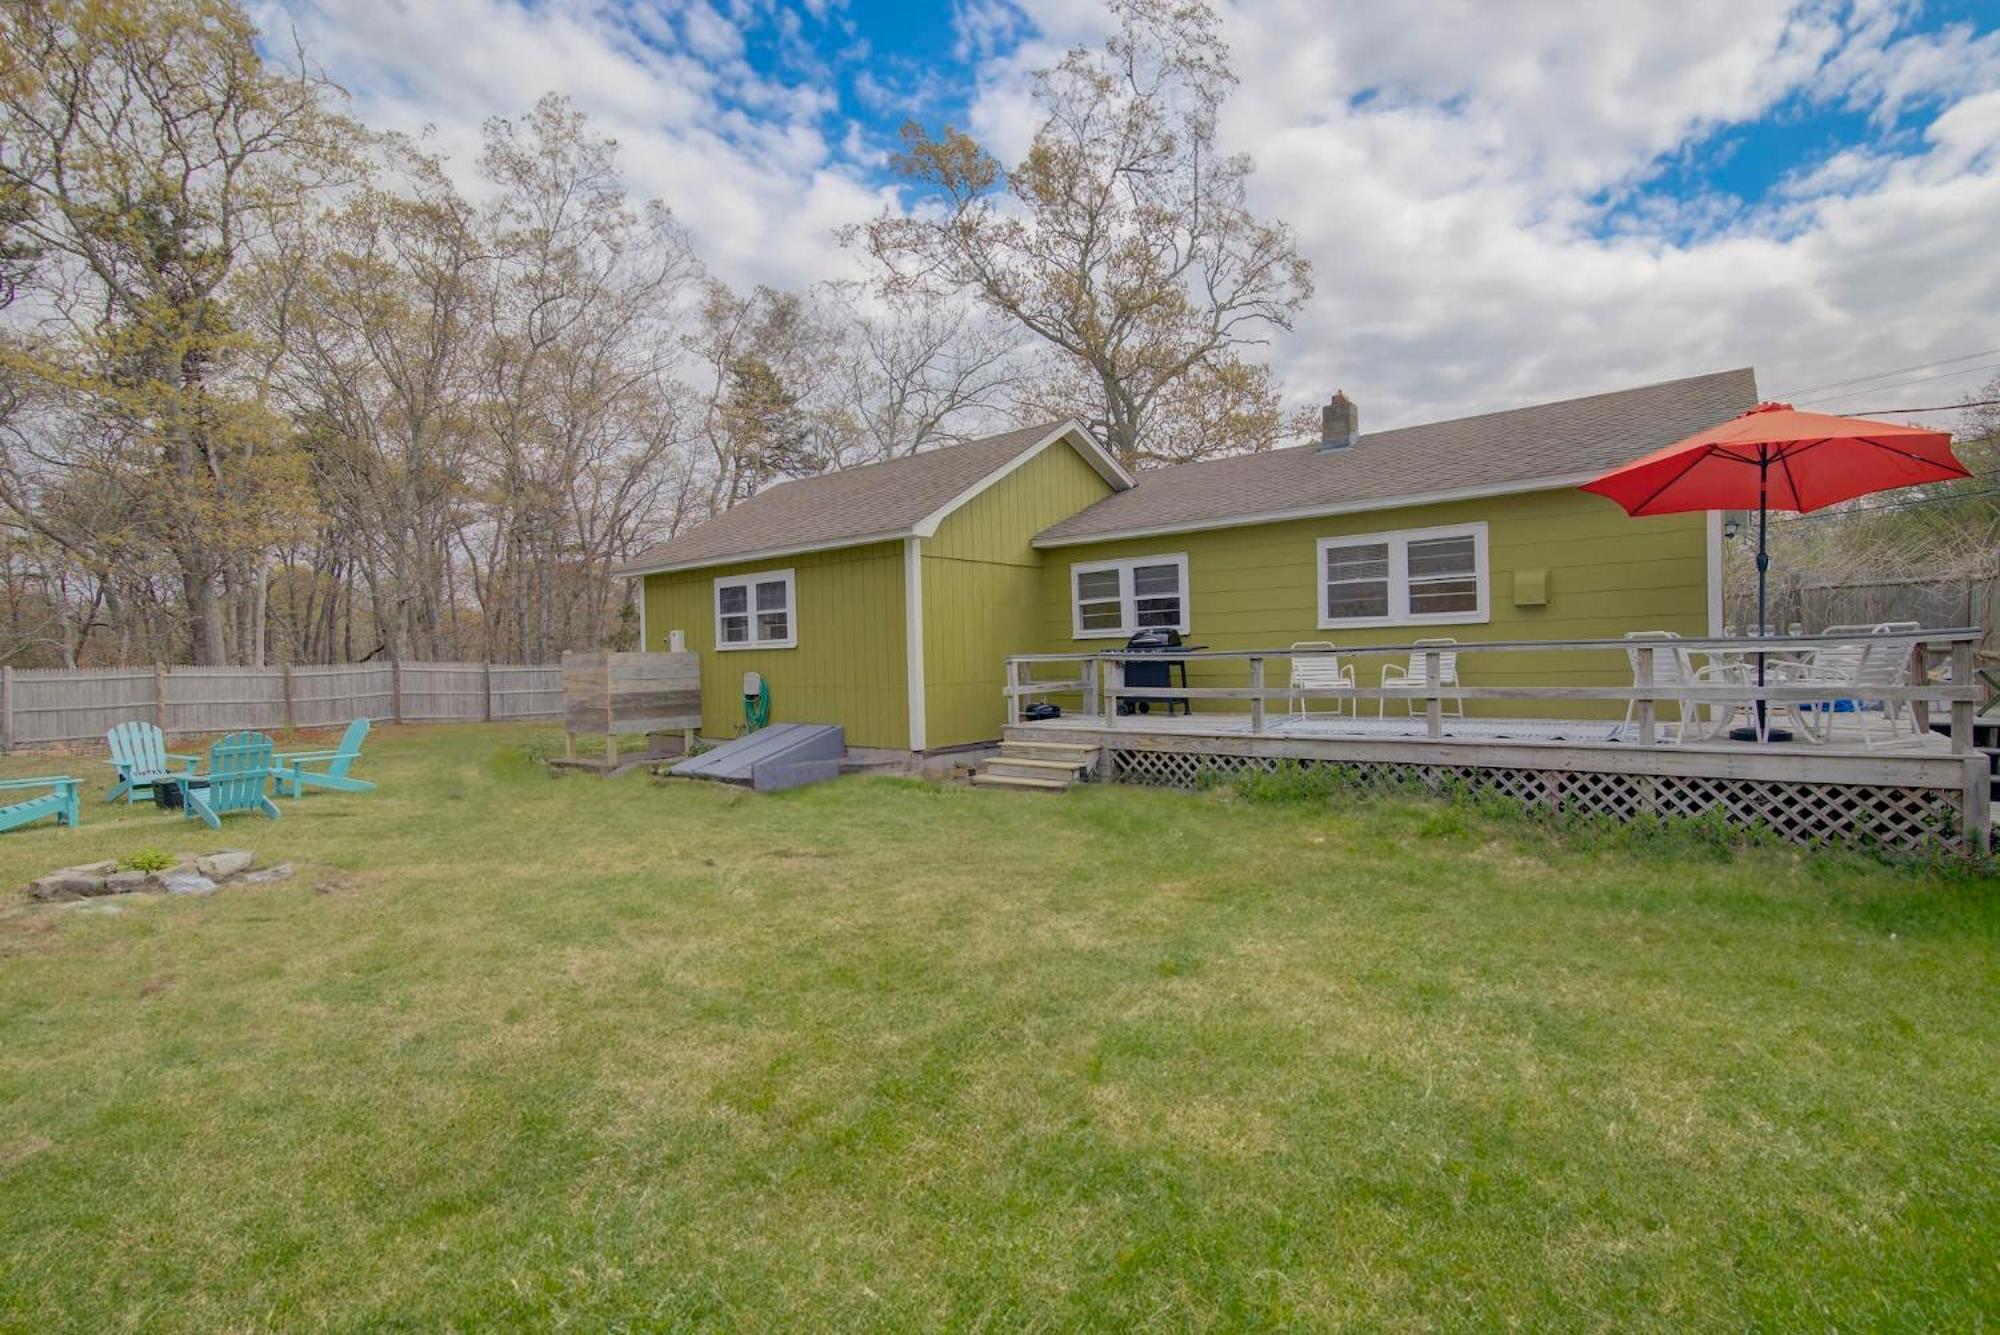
[{"xmin": 120, "ymin": 848, "xmax": 174, "ymax": 873}]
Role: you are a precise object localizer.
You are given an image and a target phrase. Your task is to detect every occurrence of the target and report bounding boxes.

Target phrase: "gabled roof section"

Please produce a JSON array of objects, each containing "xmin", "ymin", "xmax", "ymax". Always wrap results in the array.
[
  {"xmin": 1034, "ymin": 367, "xmax": 1759, "ymax": 547},
  {"xmin": 617, "ymin": 421, "xmax": 1131, "ymax": 576}
]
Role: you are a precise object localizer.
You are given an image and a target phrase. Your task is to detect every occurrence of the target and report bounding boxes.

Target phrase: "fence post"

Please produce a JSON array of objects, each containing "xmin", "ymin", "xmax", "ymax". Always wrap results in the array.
[
  {"xmin": 1424, "ymin": 649, "xmax": 1443, "ymax": 739},
  {"xmin": 1249, "ymin": 656, "xmax": 1265, "ymax": 735},
  {"xmin": 153, "ymin": 663, "xmax": 168, "ymax": 734},
  {"xmin": 281, "ymin": 663, "xmax": 295, "ymax": 732},
  {"xmin": 1636, "ymin": 645, "xmax": 1657, "ymax": 747},
  {"xmin": 391, "ymin": 657, "xmax": 404, "ymax": 725},
  {"xmin": 483, "ymin": 661, "xmax": 494, "ymax": 722},
  {"xmin": 1950, "ymin": 637, "xmax": 1974, "ymax": 756},
  {"xmin": 1, "ymin": 665, "xmax": 12, "ymax": 753}
]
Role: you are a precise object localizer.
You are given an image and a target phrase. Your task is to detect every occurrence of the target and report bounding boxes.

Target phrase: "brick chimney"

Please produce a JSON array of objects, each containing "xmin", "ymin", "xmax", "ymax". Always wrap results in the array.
[{"xmin": 1319, "ymin": 391, "xmax": 1358, "ymax": 451}]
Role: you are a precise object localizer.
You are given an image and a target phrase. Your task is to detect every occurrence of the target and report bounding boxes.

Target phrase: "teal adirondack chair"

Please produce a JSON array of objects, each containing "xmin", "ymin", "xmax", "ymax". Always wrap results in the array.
[
  {"xmin": 104, "ymin": 720, "xmax": 199, "ymax": 804},
  {"xmin": 272, "ymin": 717, "xmax": 375, "ymax": 798},
  {"xmin": 0, "ymin": 777, "xmax": 80, "ymax": 832},
  {"xmin": 169, "ymin": 732, "xmax": 280, "ymax": 830}
]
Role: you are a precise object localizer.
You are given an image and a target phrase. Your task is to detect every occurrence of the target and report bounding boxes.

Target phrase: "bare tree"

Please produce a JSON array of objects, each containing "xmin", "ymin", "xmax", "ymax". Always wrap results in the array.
[
  {"xmin": 819, "ymin": 285, "xmax": 1024, "ymax": 465},
  {"xmin": 467, "ymin": 94, "xmax": 700, "ymax": 662},
  {"xmin": 0, "ymin": 0, "xmax": 354, "ymax": 662},
  {"xmin": 861, "ymin": 0, "xmax": 1310, "ymax": 467},
  {"xmin": 248, "ymin": 137, "xmax": 484, "ymax": 661}
]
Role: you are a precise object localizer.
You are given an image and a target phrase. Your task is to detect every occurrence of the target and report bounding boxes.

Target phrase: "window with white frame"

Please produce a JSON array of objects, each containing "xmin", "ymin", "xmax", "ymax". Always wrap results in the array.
[
  {"xmin": 714, "ymin": 568, "xmax": 796, "ymax": 649},
  {"xmin": 1317, "ymin": 524, "xmax": 1488, "ymax": 628},
  {"xmin": 1070, "ymin": 554, "xmax": 1189, "ymax": 638}
]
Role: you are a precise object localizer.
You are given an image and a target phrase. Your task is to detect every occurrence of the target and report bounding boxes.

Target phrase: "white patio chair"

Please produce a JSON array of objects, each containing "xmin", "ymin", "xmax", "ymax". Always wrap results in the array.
[
  {"xmin": 1288, "ymin": 641, "xmax": 1356, "ymax": 719},
  {"xmin": 1379, "ymin": 638, "xmax": 1463, "ymax": 719},
  {"xmin": 1787, "ymin": 624, "xmax": 1926, "ymax": 749},
  {"xmin": 1621, "ymin": 631, "xmax": 1750, "ymax": 744}
]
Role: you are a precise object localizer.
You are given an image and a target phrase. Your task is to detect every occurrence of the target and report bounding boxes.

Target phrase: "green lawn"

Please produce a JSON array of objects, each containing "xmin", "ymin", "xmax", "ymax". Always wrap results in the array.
[{"xmin": 0, "ymin": 724, "xmax": 1994, "ymax": 1330}]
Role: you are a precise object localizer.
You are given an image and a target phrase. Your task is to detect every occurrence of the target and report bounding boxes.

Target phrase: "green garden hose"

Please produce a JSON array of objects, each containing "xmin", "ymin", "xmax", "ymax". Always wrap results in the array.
[{"xmin": 743, "ymin": 679, "xmax": 771, "ymax": 732}]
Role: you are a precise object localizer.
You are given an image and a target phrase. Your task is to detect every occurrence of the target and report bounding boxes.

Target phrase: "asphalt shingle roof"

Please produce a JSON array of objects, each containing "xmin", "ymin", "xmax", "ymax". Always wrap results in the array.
[
  {"xmin": 1033, "ymin": 367, "xmax": 1759, "ymax": 544},
  {"xmin": 616, "ymin": 422, "xmax": 1073, "ymax": 573}
]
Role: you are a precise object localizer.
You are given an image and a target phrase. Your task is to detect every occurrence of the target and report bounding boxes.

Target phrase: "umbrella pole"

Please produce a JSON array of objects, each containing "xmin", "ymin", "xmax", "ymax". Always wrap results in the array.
[
  {"xmin": 1731, "ymin": 448, "xmax": 1791, "ymax": 743},
  {"xmin": 1756, "ymin": 456, "xmax": 1768, "ymax": 741}
]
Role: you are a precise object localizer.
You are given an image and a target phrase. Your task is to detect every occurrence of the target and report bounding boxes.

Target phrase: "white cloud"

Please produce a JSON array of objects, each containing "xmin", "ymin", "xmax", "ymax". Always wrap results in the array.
[
  {"xmin": 264, "ymin": 0, "xmax": 2000, "ymax": 434},
  {"xmin": 258, "ymin": 0, "xmax": 886, "ymax": 291},
  {"xmin": 957, "ymin": 0, "xmax": 2000, "ymax": 431}
]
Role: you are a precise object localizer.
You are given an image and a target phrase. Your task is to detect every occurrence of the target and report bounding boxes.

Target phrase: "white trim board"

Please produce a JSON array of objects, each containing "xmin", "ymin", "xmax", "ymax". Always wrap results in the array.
[
  {"xmin": 1031, "ymin": 473, "xmax": 1604, "ymax": 549},
  {"xmin": 903, "ymin": 537, "xmax": 926, "ymax": 752},
  {"xmin": 1706, "ymin": 510, "xmax": 1725, "ymax": 637},
  {"xmin": 912, "ymin": 422, "xmax": 1132, "ymax": 537}
]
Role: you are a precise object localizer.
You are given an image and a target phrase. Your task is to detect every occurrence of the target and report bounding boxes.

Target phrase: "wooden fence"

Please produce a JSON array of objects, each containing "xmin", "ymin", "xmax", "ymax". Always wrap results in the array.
[{"xmin": 0, "ymin": 661, "xmax": 561, "ymax": 751}]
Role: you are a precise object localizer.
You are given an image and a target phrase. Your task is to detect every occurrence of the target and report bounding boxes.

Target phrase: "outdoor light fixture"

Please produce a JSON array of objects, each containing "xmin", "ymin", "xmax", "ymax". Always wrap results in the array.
[{"xmin": 1722, "ymin": 516, "xmax": 1741, "ymax": 540}]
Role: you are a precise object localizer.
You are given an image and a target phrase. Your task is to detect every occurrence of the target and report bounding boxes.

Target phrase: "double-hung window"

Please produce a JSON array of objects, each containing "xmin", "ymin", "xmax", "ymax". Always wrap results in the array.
[
  {"xmin": 714, "ymin": 568, "xmax": 796, "ymax": 649},
  {"xmin": 1070, "ymin": 554, "xmax": 1190, "ymax": 638},
  {"xmin": 1317, "ymin": 524, "xmax": 1488, "ymax": 628}
]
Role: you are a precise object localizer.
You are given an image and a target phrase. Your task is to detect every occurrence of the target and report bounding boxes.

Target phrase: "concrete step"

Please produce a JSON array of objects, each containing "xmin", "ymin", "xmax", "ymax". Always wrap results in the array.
[{"xmin": 971, "ymin": 772, "xmax": 1071, "ymax": 792}]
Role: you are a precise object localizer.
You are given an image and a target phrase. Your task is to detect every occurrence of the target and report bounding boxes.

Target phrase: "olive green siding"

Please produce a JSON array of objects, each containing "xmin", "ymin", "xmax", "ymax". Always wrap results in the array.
[
  {"xmin": 1037, "ymin": 489, "xmax": 1711, "ymax": 719},
  {"xmin": 642, "ymin": 542, "xmax": 909, "ymax": 749},
  {"xmin": 922, "ymin": 441, "xmax": 1117, "ymax": 748}
]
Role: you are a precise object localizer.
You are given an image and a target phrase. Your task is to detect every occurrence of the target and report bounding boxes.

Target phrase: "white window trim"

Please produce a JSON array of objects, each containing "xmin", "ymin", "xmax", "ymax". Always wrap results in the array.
[
  {"xmin": 1316, "ymin": 523, "xmax": 1490, "ymax": 630},
  {"xmin": 713, "ymin": 567, "xmax": 797, "ymax": 650},
  {"xmin": 1069, "ymin": 553, "xmax": 1191, "ymax": 639}
]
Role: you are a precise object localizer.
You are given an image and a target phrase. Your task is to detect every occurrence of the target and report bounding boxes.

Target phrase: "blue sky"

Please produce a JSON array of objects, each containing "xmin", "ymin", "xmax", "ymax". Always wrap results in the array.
[{"xmin": 266, "ymin": 0, "xmax": 2000, "ymax": 430}]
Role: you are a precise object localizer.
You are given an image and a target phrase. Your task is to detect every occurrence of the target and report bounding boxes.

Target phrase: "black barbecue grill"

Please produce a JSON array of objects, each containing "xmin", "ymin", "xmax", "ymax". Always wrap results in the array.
[{"xmin": 1116, "ymin": 627, "xmax": 1202, "ymax": 716}]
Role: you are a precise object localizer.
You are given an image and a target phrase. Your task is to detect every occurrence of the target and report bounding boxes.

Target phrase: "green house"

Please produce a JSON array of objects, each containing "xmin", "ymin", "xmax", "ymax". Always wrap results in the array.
[{"xmin": 617, "ymin": 368, "xmax": 1755, "ymax": 756}]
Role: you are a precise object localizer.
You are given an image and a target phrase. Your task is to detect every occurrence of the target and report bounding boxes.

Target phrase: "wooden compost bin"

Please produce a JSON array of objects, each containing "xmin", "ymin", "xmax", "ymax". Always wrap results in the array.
[{"xmin": 558, "ymin": 650, "xmax": 701, "ymax": 774}]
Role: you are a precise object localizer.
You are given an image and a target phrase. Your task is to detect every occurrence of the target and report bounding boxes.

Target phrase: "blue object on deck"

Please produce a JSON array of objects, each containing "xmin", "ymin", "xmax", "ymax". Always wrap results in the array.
[{"xmin": 667, "ymin": 723, "xmax": 845, "ymax": 792}]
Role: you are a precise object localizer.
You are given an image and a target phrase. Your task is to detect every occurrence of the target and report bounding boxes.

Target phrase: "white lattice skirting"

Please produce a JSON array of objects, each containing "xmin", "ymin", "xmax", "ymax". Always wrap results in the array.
[{"xmin": 1109, "ymin": 749, "xmax": 1967, "ymax": 853}]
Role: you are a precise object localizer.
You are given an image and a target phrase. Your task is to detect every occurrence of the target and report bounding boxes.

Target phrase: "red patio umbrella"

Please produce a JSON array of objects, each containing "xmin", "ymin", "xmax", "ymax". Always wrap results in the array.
[{"xmin": 1581, "ymin": 401, "xmax": 1970, "ymax": 737}]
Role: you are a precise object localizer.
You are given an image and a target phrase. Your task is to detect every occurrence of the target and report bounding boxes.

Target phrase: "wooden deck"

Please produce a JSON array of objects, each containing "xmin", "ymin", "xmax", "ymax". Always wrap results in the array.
[
  {"xmin": 1009, "ymin": 707, "xmax": 1960, "ymax": 753},
  {"xmin": 1001, "ymin": 631, "xmax": 1994, "ymax": 855}
]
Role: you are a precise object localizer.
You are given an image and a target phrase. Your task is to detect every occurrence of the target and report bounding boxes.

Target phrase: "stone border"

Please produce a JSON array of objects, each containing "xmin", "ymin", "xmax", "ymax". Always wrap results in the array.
[{"xmin": 28, "ymin": 850, "xmax": 293, "ymax": 901}]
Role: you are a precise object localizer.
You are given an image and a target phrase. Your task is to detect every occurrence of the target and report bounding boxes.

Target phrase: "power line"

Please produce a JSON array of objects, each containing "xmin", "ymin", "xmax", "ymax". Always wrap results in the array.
[
  {"xmin": 1774, "ymin": 347, "xmax": 2000, "ymax": 399},
  {"xmin": 1798, "ymin": 362, "xmax": 2000, "ymax": 407},
  {"xmin": 1763, "ymin": 471, "xmax": 2000, "ymax": 524},
  {"xmin": 1841, "ymin": 395, "xmax": 2000, "ymax": 415}
]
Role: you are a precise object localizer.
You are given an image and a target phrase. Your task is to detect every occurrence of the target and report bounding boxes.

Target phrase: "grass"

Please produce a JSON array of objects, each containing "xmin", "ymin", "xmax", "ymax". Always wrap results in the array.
[{"xmin": 0, "ymin": 723, "xmax": 1994, "ymax": 1329}]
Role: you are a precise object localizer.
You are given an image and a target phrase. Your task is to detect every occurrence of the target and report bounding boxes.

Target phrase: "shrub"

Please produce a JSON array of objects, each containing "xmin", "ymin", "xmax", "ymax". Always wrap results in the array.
[{"xmin": 120, "ymin": 848, "xmax": 174, "ymax": 873}]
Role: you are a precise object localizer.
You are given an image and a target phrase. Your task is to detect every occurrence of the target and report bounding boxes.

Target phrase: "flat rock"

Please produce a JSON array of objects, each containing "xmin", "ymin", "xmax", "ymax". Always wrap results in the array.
[
  {"xmin": 160, "ymin": 872, "xmax": 219, "ymax": 896},
  {"xmin": 28, "ymin": 871, "xmax": 109, "ymax": 901},
  {"xmin": 58, "ymin": 900, "xmax": 125, "ymax": 915},
  {"xmin": 103, "ymin": 870, "xmax": 153, "ymax": 893},
  {"xmin": 195, "ymin": 850, "xmax": 255, "ymax": 879},
  {"xmin": 233, "ymin": 863, "xmax": 294, "ymax": 886}
]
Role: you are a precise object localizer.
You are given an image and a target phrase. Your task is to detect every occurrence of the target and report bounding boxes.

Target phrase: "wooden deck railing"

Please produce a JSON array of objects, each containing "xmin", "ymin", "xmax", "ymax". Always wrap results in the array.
[{"xmin": 1003, "ymin": 628, "xmax": 1989, "ymax": 755}]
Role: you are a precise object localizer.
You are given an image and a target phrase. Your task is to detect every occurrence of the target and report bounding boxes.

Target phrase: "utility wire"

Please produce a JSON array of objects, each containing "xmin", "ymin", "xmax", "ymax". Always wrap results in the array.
[
  {"xmin": 1798, "ymin": 362, "xmax": 2000, "ymax": 407},
  {"xmin": 1842, "ymin": 395, "xmax": 2000, "ymax": 415},
  {"xmin": 1770, "ymin": 488, "xmax": 2000, "ymax": 523},
  {"xmin": 1774, "ymin": 346, "xmax": 2000, "ymax": 399},
  {"xmin": 1761, "ymin": 468, "xmax": 2000, "ymax": 524}
]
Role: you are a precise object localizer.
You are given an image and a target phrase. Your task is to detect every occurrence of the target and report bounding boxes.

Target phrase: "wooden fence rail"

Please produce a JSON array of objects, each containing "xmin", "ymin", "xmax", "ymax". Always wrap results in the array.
[{"xmin": 0, "ymin": 660, "xmax": 561, "ymax": 751}]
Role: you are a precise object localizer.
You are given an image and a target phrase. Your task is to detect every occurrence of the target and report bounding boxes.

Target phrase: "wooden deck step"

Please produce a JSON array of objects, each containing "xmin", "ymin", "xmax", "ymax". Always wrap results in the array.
[
  {"xmin": 984, "ymin": 757, "xmax": 1088, "ymax": 781},
  {"xmin": 971, "ymin": 772, "xmax": 1071, "ymax": 792},
  {"xmin": 999, "ymin": 740, "xmax": 1098, "ymax": 762}
]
